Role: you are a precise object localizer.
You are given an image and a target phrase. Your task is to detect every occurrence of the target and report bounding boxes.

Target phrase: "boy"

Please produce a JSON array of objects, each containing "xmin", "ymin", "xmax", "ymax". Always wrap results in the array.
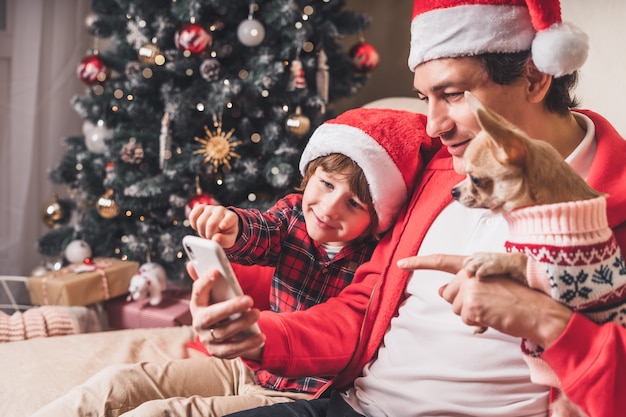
[{"xmin": 187, "ymin": 106, "xmax": 435, "ymax": 401}]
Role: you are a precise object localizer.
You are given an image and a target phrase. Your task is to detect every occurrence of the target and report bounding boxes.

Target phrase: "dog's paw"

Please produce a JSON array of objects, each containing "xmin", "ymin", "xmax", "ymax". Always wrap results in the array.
[
  {"xmin": 463, "ymin": 252, "xmax": 504, "ymax": 278},
  {"xmin": 464, "ymin": 252, "xmax": 528, "ymax": 284},
  {"xmin": 473, "ymin": 325, "xmax": 488, "ymax": 335}
]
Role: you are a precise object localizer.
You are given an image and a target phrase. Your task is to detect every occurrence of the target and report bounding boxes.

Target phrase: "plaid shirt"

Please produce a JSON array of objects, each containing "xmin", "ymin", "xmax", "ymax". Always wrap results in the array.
[{"xmin": 226, "ymin": 193, "xmax": 378, "ymax": 393}]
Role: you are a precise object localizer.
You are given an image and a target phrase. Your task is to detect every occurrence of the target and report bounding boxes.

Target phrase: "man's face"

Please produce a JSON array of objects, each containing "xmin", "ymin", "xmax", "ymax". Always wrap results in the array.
[{"xmin": 413, "ymin": 57, "xmax": 528, "ymax": 173}]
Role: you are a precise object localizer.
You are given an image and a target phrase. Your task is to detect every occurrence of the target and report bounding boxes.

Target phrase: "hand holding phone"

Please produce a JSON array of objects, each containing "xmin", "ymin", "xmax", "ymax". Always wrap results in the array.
[{"xmin": 182, "ymin": 235, "xmax": 261, "ymax": 337}]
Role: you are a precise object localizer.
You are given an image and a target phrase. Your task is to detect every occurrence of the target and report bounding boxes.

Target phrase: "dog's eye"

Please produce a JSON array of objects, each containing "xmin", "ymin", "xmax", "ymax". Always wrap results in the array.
[{"xmin": 470, "ymin": 175, "xmax": 493, "ymax": 191}]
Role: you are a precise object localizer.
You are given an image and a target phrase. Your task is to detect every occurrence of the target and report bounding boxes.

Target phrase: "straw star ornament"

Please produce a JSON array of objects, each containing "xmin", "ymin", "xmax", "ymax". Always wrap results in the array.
[{"xmin": 193, "ymin": 119, "xmax": 241, "ymax": 171}]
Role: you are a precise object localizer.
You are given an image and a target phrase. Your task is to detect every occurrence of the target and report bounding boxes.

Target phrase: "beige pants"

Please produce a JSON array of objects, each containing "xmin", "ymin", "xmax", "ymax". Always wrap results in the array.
[{"xmin": 31, "ymin": 355, "xmax": 313, "ymax": 417}]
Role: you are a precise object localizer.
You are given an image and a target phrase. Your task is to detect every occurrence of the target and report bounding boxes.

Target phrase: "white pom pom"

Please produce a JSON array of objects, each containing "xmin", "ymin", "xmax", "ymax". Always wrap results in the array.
[{"xmin": 532, "ymin": 22, "xmax": 589, "ymax": 77}]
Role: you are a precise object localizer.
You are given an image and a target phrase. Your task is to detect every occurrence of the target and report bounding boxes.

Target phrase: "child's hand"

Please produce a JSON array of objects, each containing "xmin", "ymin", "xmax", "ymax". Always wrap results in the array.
[{"xmin": 188, "ymin": 204, "xmax": 239, "ymax": 248}]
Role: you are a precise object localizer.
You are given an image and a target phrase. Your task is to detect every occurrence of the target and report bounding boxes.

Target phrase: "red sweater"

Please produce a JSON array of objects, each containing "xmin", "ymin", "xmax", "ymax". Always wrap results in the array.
[{"xmin": 245, "ymin": 110, "xmax": 626, "ymax": 416}]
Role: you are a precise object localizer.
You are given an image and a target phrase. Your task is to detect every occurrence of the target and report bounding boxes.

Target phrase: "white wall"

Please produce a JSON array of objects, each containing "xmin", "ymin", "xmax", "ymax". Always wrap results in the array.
[{"xmin": 562, "ymin": 0, "xmax": 626, "ymax": 136}]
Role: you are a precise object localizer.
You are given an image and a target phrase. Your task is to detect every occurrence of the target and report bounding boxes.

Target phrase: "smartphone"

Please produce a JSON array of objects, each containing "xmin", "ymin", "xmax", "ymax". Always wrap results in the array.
[{"xmin": 182, "ymin": 235, "xmax": 260, "ymax": 336}]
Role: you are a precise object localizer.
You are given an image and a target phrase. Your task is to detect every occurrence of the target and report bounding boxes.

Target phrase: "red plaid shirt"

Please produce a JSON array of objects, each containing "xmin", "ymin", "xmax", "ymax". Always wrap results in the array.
[{"xmin": 226, "ymin": 193, "xmax": 378, "ymax": 393}]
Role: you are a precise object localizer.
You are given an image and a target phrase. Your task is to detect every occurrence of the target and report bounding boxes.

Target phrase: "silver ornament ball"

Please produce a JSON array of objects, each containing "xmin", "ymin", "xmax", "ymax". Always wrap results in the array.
[{"xmin": 237, "ymin": 19, "xmax": 265, "ymax": 47}]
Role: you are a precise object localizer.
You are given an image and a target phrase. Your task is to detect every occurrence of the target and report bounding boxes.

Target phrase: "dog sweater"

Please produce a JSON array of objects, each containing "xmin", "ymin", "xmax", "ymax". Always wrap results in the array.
[{"xmin": 503, "ymin": 196, "xmax": 626, "ymax": 388}]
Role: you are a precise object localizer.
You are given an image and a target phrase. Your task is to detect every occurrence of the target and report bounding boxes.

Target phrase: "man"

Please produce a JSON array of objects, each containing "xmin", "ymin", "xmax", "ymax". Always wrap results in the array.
[{"xmin": 192, "ymin": 0, "xmax": 626, "ymax": 415}]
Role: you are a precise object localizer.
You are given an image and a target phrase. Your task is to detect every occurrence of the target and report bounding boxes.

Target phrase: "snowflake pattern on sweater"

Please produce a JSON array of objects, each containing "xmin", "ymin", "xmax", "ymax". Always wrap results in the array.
[{"xmin": 503, "ymin": 197, "xmax": 626, "ymax": 387}]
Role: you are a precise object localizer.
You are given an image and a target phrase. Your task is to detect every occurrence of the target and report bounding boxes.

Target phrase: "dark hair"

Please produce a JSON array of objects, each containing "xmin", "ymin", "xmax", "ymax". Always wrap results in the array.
[
  {"xmin": 478, "ymin": 51, "xmax": 580, "ymax": 116},
  {"xmin": 298, "ymin": 153, "xmax": 379, "ymax": 240}
]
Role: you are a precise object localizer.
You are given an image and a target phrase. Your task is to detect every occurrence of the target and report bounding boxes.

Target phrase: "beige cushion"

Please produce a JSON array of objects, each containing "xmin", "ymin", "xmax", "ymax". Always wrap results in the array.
[
  {"xmin": 0, "ymin": 326, "xmax": 197, "ymax": 416},
  {"xmin": 362, "ymin": 97, "xmax": 426, "ymax": 113}
]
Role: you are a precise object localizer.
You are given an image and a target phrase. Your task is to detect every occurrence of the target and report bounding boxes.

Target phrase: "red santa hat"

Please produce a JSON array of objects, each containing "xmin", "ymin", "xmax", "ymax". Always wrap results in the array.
[
  {"xmin": 299, "ymin": 108, "xmax": 429, "ymax": 233},
  {"xmin": 408, "ymin": 0, "xmax": 589, "ymax": 77}
]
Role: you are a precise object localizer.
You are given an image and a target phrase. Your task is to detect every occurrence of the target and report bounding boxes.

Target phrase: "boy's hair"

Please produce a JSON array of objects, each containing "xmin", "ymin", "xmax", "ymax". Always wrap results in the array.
[
  {"xmin": 298, "ymin": 153, "xmax": 379, "ymax": 240},
  {"xmin": 478, "ymin": 51, "xmax": 580, "ymax": 116}
]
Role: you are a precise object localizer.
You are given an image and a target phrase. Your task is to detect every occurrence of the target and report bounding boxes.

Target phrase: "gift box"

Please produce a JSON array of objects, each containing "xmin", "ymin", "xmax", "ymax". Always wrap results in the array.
[
  {"xmin": 105, "ymin": 289, "xmax": 192, "ymax": 329},
  {"xmin": 28, "ymin": 258, "xmax": 139, "ymax": 306},
  {"xmin": 0, "ymin": 275, "xmax": 33, "ymax": 314}
]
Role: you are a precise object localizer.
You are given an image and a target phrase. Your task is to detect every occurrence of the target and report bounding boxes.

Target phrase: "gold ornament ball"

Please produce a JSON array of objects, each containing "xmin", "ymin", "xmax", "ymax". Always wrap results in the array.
[
  {"xmin": 138, "ymin": 43, "xmax": 164, "ymax": 65},
  {"xmin": 285, "ymin": 107, "xmax": 311, "ymax": 139},
  {"xmin": 97, "ymin": 189, "xmax": 120, "ymax": 219},
  {"xmin": 40, "ymin": 194, "xmax": 71, "ymax": 228}
]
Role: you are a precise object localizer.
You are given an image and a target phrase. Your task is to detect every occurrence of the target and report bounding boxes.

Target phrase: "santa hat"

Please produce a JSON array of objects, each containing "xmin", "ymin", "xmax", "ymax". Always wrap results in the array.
[
  {"xmin": 299, "ymin": 108, "xmax": 428, "ymax": 233},
  {"xmin": 408, "ymin": 0, "xmax": 589, "ymax": 77}
]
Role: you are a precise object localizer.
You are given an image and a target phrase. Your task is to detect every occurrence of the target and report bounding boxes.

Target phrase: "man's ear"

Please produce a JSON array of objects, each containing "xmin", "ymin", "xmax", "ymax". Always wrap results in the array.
[{"xmin": 526, "ymin": 60, "xmax": 552, "ymax": 103}]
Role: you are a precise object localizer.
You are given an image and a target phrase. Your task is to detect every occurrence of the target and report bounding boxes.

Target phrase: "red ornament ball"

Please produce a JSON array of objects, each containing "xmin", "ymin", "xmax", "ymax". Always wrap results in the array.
[
  {"xmin": 77, "ymin": 54, "xmax": 109, "ymax": 85},
  {"xmin": 175, "ymin": 23, "xmax": 212, "ymax": 55},
  {"xmin": 349, "ymin": 42, "xmax": 379, "ymax": 74},
  {"xmin": 186, "ymin": 193, "xmax": 220, "ymax": 216}
]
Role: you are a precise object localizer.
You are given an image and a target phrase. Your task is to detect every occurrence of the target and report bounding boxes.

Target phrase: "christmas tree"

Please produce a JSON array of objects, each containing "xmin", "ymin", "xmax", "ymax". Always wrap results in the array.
[{"xmin": 37, "ymin": 0, "xmax": 377, "ymax": 286}]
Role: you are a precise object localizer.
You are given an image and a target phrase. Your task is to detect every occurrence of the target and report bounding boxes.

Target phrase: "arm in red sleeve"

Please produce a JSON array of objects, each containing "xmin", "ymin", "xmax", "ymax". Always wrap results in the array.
[
  {"xmin": 242, "ymin": 271, "xmax": 376, "ymax": 377},
  {"xmin": 542, "ymin": 313, "xmax": 626, "ymax": 417},
  {"xmin": 231, "ymin": 263, "xmax": 273, "ymax": 311},
  {"xmin": 240, "ymin": 220, "xmax": 406, "ymax": 379}
]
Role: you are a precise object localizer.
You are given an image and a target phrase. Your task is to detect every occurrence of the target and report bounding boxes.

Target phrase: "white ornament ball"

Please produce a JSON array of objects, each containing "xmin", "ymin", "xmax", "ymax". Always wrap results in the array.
[
  {"xmin": 64, "ymin": 239, "xmax": 93, "ymax": 263},
  {"xmin": 237, "ymin": 18, "xmax": 265, "ymax": 47},
  {"xmin": 82, "ymin": 120, "xmax": 112, "ymax": 154}
]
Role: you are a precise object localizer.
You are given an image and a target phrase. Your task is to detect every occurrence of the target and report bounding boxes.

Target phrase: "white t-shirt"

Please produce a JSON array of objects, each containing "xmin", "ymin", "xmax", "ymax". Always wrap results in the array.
[
  {"xmin": 321, "ymin": 243, "xmax": 343, "ymax": 260},
  {"xmin": 343, "ymin": 113, "xmax": 595, "ymax": 417},
  {"xmin": 345, "ymin": 204, "xmax": 549, "ymax": 416}
]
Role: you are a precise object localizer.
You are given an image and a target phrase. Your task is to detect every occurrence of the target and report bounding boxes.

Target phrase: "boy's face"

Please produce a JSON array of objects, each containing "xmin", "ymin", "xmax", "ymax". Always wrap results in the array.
[
  {"xmin": 413, "ymin": 57, "xmax": 530, "ymax": 174},
  {"xmin": 302, "ymin": 166, "xmax": 372, "ymax": 246}
]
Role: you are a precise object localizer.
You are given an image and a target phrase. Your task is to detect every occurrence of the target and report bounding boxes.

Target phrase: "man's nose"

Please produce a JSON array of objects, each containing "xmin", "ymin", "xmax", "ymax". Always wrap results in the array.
[{"xmin": 425, "ymin": 101, "xmax": 454, "ymax": 138}]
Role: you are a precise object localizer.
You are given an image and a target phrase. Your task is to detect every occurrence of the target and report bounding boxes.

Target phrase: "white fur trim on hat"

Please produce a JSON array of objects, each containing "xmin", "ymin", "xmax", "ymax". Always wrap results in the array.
[
  {"xmin": 299, "ymin": 123, "xmax": 407, "ymax": 233},
  {"xmin": 408, "ymin": 5, "xmax": 534, "ymax": 71},
  {"xmin": 408, "ymin": 1, "xmax": 588, "ymax": 77}
]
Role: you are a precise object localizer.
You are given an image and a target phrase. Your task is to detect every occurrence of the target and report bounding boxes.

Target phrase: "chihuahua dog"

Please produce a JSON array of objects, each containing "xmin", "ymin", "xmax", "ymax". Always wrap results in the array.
[
  {"xmin": 452, "ymin": 91, "xmax": 606, "ymax": 284},
  {"xmin": 452, "ymin": 91, "xmax": 626, "ymax": 417}
]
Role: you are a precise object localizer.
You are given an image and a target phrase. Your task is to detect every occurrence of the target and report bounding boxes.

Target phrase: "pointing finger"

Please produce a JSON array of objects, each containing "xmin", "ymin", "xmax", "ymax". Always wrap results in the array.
[{"xmin": 397, "ymin": 254, "xmax": 467, "ymax": 274}]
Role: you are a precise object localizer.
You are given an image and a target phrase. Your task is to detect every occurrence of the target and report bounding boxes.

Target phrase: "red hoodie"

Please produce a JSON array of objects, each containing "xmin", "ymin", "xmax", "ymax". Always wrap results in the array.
[{"xmin": 243, "ymin": 110, "xmax": 626, "ymax": 417}]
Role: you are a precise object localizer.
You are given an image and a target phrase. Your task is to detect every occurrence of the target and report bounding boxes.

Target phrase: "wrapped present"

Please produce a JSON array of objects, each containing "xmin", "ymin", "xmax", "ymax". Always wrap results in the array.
[
  {"xmin": 105, "ymin": 289, "xmax": 192, "ymax": 329},
  {"xmin": 0, "ymin": 275, "xmax": 33, "ymax": 314},
  {"xmin": 28, "ymin": 258, "xmax": 139, "ymax": 306}
]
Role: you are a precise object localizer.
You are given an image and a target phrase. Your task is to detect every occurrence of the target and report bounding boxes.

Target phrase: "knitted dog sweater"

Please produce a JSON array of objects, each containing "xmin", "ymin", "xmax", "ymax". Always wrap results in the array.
[{"xmin": 503, "ymin": 196, "xmax": 626, "ymax": 388}]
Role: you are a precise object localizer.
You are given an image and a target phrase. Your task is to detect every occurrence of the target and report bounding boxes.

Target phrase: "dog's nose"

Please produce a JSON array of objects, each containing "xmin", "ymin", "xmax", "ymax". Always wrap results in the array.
[{"xmin": 451, "ymin": 188, "xmax": 460, "ymax": 200}]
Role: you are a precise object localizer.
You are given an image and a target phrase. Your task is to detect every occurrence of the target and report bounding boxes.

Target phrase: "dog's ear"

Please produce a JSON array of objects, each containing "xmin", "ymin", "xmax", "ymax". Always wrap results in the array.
[{"xmin": 464, "ymin": 91, "xmax": 528, "ymax": 167}]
